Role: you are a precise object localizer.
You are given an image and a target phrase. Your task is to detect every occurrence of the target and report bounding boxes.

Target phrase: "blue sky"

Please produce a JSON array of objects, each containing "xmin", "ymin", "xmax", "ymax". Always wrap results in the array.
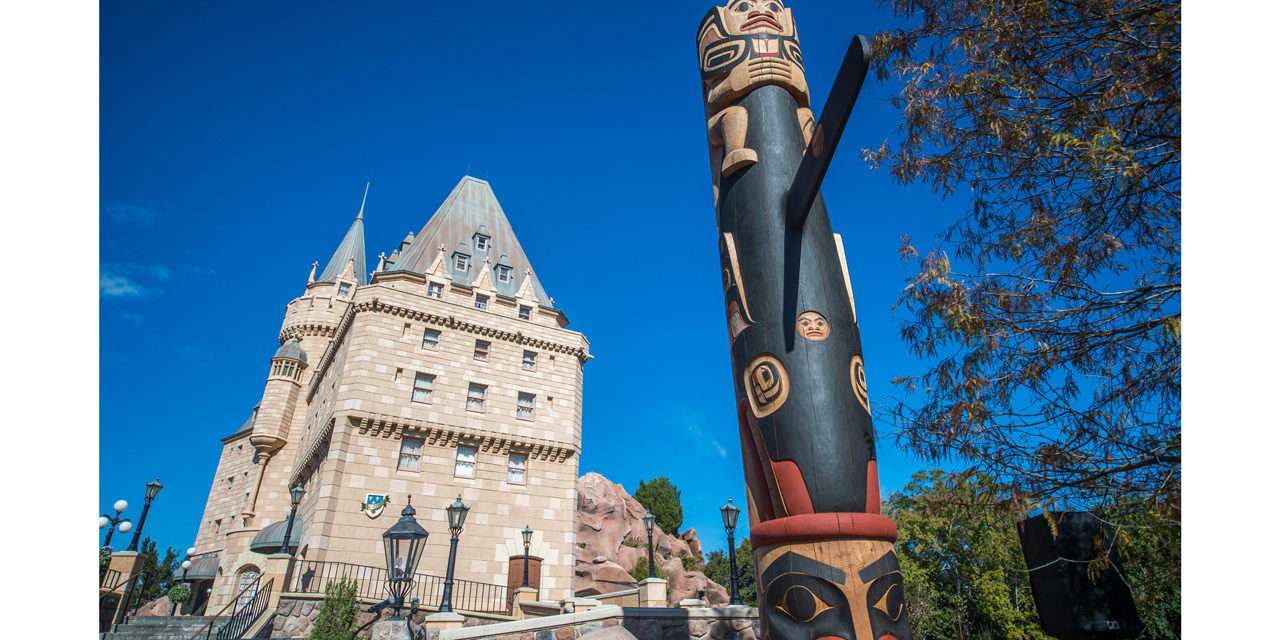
[{"xmin": 100, "ymin": 0, "xmax": 961, "ymax": 556}]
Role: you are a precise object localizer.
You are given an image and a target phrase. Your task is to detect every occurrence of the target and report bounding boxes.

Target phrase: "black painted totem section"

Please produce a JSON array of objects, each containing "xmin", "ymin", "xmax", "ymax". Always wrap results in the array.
[{"xmin": 696, "ymin": 2, "xmax": 911, "ymax": 638}]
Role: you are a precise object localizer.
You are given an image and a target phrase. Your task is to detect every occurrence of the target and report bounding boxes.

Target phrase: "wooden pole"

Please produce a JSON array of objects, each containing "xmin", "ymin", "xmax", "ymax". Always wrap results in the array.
[{"xmin": 694, "ymin": 3, "xmax": 910, "ymax": 638}]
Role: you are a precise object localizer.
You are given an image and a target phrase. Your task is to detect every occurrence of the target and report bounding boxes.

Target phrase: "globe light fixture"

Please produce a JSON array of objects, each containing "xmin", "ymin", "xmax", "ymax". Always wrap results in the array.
[{"xmin": 382, "ymin": 498, "xmax": 429, "ymax": 619}]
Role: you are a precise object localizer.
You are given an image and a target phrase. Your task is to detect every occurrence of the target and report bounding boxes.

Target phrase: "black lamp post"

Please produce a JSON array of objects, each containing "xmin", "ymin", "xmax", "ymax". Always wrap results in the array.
[
  {"xmin": 521, "ymin": 525, "xmax": 534, "ymax": 588},
  {"xmin": 279, "ymin": 484, "xmax": 305, "ymax": 555},
  {"xmin": 720, "ymin": 498, "xmax": 742, "ymax": 605},
  {"xmin": 643, "ymin": 511, "xmax": 657, "ymax": 579},
  {"xmin": 127, "ymin": 478, "xmax": 163, "ymax": 552},
  {"xmin": 115, "ymin": 478, "xmax": 162, "ymax": 627},
  {"xmin": 100, "ymin": 499, "xmax": 131, "ymax": 550},
  {"xmin": 382, "ymin": 497, "xmax": 429, "ymax": 619},
  {"xmin": 438, "ymin": 495, "xmax": 470, "ymax": 613}
]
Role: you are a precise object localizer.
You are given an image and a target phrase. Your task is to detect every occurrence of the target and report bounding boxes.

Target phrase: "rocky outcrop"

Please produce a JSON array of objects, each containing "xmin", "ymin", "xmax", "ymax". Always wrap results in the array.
[
  {"xmin": 575, "ymin": 472, "xmax": 729, "ymax": 606},
  {"xmin": 131, "ymin": 595, "xmax": 174, "ymax": 617}
]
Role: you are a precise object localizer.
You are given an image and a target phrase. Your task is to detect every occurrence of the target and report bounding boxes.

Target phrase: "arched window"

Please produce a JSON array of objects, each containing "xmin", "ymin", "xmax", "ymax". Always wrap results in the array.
[{"xmin": 234, "ymin": 565, "xmax": 261, "ymax": 610}]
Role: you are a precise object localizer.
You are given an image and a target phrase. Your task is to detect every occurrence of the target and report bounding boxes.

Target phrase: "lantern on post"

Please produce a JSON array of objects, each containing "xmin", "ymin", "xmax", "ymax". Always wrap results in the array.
[
  {"xmin": 382, "ymin": 497, "xmax": 429, "ymax": 619},
  {"xmin": 720, "ymin": 498, "xmax": 742, "ymax": 605},
  {"xmin": 643, "ymin": 511, "xmax": 657, "ymax": 579},
  {"xmin": 438, "ymin": 496, "xmax": 470, "ymax": 613}
]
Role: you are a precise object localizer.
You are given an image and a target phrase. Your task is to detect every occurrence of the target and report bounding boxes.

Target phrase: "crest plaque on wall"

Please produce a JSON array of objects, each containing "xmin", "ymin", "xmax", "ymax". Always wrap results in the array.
[{"xmin": 361, "ymin": 493, "xmax": 389, "ymax": 519}]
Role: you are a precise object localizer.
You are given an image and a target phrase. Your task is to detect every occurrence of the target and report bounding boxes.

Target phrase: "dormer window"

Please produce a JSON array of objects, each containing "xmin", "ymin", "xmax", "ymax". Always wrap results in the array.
[
  {"xmin": 337, "ymin": 282, "xmax": 352, "ymax": 297},
  {"xmin": 428, "ymin": 282, "xmax": 444, "ymax": 298},
  {"xmin": 453, "ymin": 253, "xmax": 470, "ymax": 272},
  {"xmin": 496, "ymin": 265, "xmax": 512, "ymax": 283},
  {"xmin": 474, "ymin": 234, "xmax": 491, "ymax": 252},
  {"xmin": 475, "ymin": 294, "xmax": 489, "ymax": 310}
]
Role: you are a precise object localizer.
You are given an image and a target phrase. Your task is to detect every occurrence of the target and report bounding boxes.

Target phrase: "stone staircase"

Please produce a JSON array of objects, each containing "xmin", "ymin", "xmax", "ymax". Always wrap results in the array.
[{"xmin": 100, "ymin": 616, "xmax": 230, "ymax": 640}]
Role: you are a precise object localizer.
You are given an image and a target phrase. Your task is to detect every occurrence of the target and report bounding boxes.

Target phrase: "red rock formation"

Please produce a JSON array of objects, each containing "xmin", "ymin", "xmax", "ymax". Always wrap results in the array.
[{"xmin": 575, "ymin": 472, "xmax": 729, "ymax": 606}]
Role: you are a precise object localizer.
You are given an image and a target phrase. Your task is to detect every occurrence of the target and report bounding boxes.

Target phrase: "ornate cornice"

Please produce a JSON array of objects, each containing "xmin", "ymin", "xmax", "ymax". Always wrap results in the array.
[
  {"xmin": 279, "ymin": 323, "xmax": 338, "ymax": 342},
  {"xmin": 352, "ymin": 412, "xmax": 578, "ymax": 463}
]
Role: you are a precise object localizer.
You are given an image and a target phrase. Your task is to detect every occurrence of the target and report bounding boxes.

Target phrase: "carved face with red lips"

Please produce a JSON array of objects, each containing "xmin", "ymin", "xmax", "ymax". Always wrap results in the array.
[
  {"xmin": 722, "ymin": 0, "xmax": 792, "ymax": 36},
  {"xmin": 760, "ymin": 550, "xmax": 912, "ymax": 640}
]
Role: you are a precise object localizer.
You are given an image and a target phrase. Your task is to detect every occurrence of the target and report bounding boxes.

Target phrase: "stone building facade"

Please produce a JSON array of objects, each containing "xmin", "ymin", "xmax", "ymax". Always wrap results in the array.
[{"xmin": 188, "ymin": 176, "xmax": 591, "ymax": 613}]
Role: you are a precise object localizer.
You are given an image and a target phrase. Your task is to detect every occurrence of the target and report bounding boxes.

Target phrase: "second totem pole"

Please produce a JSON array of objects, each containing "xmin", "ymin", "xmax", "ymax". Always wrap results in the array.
[{"xmin": 695, "ymin": 2, "xmax": 912, "ymax": 638}]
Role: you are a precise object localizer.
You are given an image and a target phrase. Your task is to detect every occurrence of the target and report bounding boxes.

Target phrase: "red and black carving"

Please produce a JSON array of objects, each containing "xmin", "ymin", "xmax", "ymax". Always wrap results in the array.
[{"xmin": 761, "ymin": 552, "xmax": 855, "ymax": 640}]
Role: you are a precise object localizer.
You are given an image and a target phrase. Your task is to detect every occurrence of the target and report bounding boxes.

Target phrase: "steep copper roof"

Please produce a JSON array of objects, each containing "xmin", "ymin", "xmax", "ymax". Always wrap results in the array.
[
  {"xmin": 317, "ymin": 190, "xmax": 368, "ymax": 284},
  {"xmin": 388, "ymin": 176, "xmax": 552, "ymax": 305}
]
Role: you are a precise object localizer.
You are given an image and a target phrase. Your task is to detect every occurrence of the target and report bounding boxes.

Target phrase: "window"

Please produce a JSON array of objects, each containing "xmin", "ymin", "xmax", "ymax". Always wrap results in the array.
[
  {"xmin": 522, "ymin": 350, "xmax": 537, "ymax": 371},
  {"xmin": 475, "ymin": 294, "xmax": 489, "ymax": 310},
  {"xmin": 517, "ymin": 392, "xmax": 536, "ymax": 420},
  {"xmin": 507, "ymin": 452, "xmax": 528, "ymax": 485},
  {"xmin": 428, "ymin": 282, "xmax": 444, "ymax": 298},
  {"xmin": 474, "ymin": 339, "xmax": 490, "ymax": 361},
  {"xmin": 475, "ymin": 235, "xmax": 490, "ymax": 252},
  {"xmin": 466, "ymin": 383, "xmax": 487, "ymax": 412},
  {"xmin": 337, "ymin": 282, "xmax": 352, "ymax": 297},
  {"xmin": 496, "ymin": 265, "xmax": 512, "ymax": 283},
  {"xmin": 454, "ymin": 445, "xmax": 477, "ymax": 478},
  {"xmin": 453, "ymin": 253, "xmax": 470, "ymax": 272},
  {"xmin": 422, "ymin": 329, "xmax": 440, "ymax": 350},
  {"xmin": 398, "ymin": 437, "xmax": 423, "ymax": 471},
  {"xmin": 518, "ymin": 305, "xmax": 532, "ymax": 320},
  {"xmin": 412, "ymin": 373, "xmax": 435, "ymax": 403}
]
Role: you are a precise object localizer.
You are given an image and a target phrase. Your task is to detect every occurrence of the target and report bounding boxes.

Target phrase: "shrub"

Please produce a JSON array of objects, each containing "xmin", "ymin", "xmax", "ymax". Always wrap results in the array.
[
  {"xmin": 168, "ymin": 584, "xmax": 191, "ymax": 604},
  {"xmin": 678, "ymin": 552, "xmax": 699, "ymax": 571},
  {"xmin": 634, "ymin": 477, "xmax": 683, "ymax": 534},
  {"xmin": 309, "ymin": 578, "xmax": 359, "ymax": 640},
  {"xmin": 630, "ymin": 557, "xmax": 666, "ymax": 582}
]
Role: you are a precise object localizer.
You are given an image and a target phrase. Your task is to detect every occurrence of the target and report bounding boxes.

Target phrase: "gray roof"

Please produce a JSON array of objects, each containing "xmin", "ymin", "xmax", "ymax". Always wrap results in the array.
[
  {"xmin": 317, "ymin": 203, "xmax": 367, "ymax": 285},
  {"xmin": 387, "ymin": 176, "xmax": 553, "ymax": 306},
  {"xmin": 181, "ymin": 552, "xmax": 220, "ymax": 581},
  {"xmin": 221, "ymin": 404, "xmax": 259, "ymax": 442},
  {"xmin": 249, "ymin": 519, "xmax": 305, "ymax": 554},
  {"xmin": 273, "ymin": 338, "xmax": 308, "ymax": 365}
]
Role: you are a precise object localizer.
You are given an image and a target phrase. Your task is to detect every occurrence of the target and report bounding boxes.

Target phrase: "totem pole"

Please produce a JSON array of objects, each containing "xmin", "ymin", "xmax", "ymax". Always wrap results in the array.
[{"xmin": 695, "ymin": 2, "xmax": 910, "ymax": 638}]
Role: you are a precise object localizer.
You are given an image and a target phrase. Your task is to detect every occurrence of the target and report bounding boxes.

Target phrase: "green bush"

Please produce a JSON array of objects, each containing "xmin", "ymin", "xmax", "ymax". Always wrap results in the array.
[
  {"xmin": 630, "ymin": 557, "xmax": 666, "ymax": 582},
  {"xmin": 309, "ymin": 578, "xmax": 359, "ymax": 640},
  {"xmin": 678, "ymin": 552, "xmax": 699, "ymax": 571},
  {"xmin": 634, "ymin": 477, "xmax": 683, "ymax": 534},
  {"xmin": 167, "ymin": 584, "xmax": 192, "ymax": 604}
]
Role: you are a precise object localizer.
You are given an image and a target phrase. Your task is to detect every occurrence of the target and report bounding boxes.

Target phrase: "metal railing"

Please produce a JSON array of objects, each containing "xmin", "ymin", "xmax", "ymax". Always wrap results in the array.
[
  {"xmin": 289, "ymin": 559, "xmax": 511, "ymax": 615},
  {"xmin": 100, "ymin": 568, "xmax": 124, "ymax": 592},
  {"xmin": 189, "ymin": 574, "xmax": 274, "ymax": 640}
]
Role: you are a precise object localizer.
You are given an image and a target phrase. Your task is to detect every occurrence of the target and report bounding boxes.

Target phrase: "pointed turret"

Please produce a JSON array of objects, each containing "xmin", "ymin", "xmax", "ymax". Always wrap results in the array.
[
  {"xmin": 387, "ymin": 176, "xmax": 554, "ymax": 305},
  {"xmin": 317, "ymin": 184, "xmax": 369, "ymax": 284}
]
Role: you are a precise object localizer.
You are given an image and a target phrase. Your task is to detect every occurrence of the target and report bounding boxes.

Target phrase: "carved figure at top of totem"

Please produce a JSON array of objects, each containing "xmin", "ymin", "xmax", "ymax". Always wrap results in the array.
[{"xmin": 698, "ymin": 0, "xmax": 816, "ymax": 183}]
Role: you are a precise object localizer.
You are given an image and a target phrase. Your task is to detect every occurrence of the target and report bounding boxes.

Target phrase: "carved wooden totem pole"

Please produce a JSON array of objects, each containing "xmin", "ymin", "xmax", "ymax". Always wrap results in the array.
[{"xmin": 695, "ymin": 2, "xmax": 911, "ymax": 638}]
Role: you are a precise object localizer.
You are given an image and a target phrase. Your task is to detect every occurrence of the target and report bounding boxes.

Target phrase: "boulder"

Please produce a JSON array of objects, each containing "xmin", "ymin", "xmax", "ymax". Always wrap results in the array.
[
  {"xmin": 574, "ymin": 472, "xmax": 729, "ymax": 605},
  {"xmin": 131, "ymin": 595, "xmax": 173, "ymax": 617}
]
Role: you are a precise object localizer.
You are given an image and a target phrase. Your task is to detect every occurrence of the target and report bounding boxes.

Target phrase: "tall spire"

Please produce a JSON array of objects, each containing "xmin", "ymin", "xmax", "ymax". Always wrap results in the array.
[{"xmin": 317, "ymin": 185, "xmax": 368, "ymax": 284}]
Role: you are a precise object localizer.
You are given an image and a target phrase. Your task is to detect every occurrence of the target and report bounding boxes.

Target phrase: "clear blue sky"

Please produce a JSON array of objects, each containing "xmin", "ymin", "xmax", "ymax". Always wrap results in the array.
[{"xmin": 100, "ymin": 0, "xmax": 959, "ymax": 556}]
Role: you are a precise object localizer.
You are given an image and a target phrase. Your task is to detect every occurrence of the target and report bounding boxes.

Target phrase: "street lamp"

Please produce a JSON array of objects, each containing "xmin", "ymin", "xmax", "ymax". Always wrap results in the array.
[
  {"xmin": 438, "ymin": 495, "xmax": 470, "ymax": 613},
  {"xmin": 521, "ymin": 525, "xmax": 534, "ymax": 588},
  {"xmin": 279, "ymin": 484, "xmax": 305, "ymax": 555},
  {"xmin": 127, "ymin": 477, "xmax": 163, "ymax": 552},
  {"xmin": 720, "ymin": 498, "xmax": 742, "ymax": 605},
  {"xmin": 100, "ymin": 499, "xmax": 130, "ymax": 550},
  {"xmin": 382, "ymin": 498, "xmax": 429, "ymax": 619},
  {"xmin": 643, "ymin": 511, "xmax": 657, "ymax": 579},
  {"xmin": 116, "ymin": 478, "xmax": 162, "ymax": 627}
]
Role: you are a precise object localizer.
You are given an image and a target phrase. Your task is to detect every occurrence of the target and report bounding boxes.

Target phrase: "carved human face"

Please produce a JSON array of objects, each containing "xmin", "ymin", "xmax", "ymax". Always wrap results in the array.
[
  {"xmin": 797, "ymin": 311, "xmax": 829, "ymax": 341},
  {"xmin": 759, "ymin": 547, "xmax": 913, "ymax": 640},
  {"xmin": 722, "ymin": 0, "xmax": 793, "ymax": 37}
]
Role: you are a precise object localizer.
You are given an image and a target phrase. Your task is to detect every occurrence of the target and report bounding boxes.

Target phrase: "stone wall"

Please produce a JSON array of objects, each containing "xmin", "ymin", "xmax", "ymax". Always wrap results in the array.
[{"xmin": 271, "ymin": 595, "xmax": 511, "ymax": 639}]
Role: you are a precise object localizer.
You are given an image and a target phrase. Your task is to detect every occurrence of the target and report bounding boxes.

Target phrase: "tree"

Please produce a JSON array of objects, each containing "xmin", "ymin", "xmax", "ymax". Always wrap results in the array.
[
  {"xmin": 634, "ymin": 476, "xmax": 683, "ymax": 534},
  {"xmin": 134, "ymin": 538, "xmax": 180, "ymax": 606},
  {"xmin": 887, "ymin": 470, "xmax": 1180, "ymax": 639},
  {"xmin": 888, "ymin": 471, "xmax": 1048, "ymax": 639},
  {"xmin": 629, "ymin": 556, "xmax": 667, "ymax": 583},
  {"xmin": 310, "ymin": 578, "xmax": 359, "ymax": 640},
  {"xmin": 868, "ymin": 0, "xmax": 1181, "ymax": 509},
  {"xmin": 704, "ymin": 538, "xmax": 757, "ymax": 606}
]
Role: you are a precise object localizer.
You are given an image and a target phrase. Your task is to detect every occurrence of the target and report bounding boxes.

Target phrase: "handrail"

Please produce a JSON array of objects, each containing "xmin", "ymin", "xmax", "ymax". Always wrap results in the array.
[
  {"xmin": 188, "ymin": 574, "xmax": 272, "ymax": 640},
  {"xmin": 289, "ymin": 559, "xmax": 512, "ymax": 615},
  {"xmin": 216, "ymin": 577, "xmax": 273, "ymax": 640},
  {"xmin": 100, "ymin": 568, "xmax": 125, "ymax": 591}
]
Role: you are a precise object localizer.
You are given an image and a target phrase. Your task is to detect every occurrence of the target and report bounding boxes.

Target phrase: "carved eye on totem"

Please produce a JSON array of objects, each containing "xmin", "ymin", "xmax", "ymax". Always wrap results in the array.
[
  {"xmin": 732, "ymin": 1, "xmax": 752, "ymax": 11},
  {"xmin": 871, "ymin": 579, "xmax": 904, "ymax": 621},
  {"xmin": 775, "ymin": 585, "xmax": 834, "ymax": 623}
]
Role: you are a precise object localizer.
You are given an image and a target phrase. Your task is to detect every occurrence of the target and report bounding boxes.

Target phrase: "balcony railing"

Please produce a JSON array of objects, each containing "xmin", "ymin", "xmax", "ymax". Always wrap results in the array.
[{"xmin": 288, "ymin": 559, "xmax": 511, "ymax": 615}]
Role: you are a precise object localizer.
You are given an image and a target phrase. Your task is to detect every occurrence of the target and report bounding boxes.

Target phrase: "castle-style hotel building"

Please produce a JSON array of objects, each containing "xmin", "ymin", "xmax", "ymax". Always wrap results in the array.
[{"xmin": 185, "ymin": 176, "xmax": 591, "ymax": 613}]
